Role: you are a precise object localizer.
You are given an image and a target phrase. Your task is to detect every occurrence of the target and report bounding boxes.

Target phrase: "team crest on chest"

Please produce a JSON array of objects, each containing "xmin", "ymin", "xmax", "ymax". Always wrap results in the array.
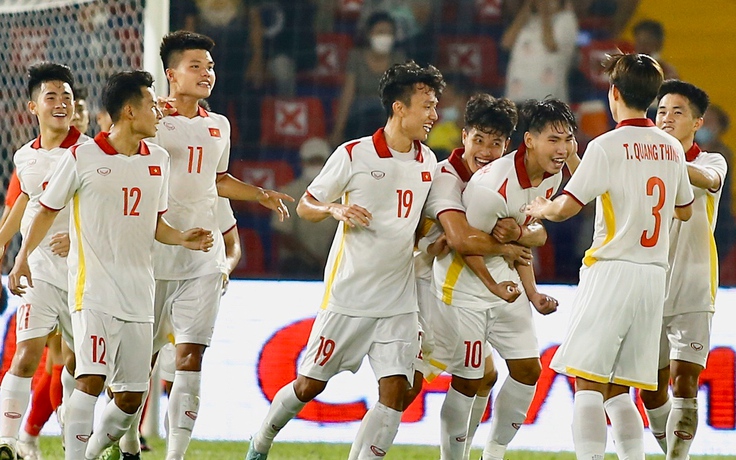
[
  {"xmin": 371, "ymin": 171, "xmax": 385, "ymax": 180},
  {"xmin": 27, "ymin": 159, "xmax": 37, "ymax": 166},
  {"xmin": 163, "ymin": 121, "xmax": 175, "ymax": 131},
  {"xmin": 97, "ymin": 167, "xmax": 111, "ymax": 176}
]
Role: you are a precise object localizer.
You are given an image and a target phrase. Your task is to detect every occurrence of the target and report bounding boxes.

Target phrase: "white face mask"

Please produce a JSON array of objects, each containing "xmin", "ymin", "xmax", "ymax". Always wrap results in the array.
[{"xmin": 370, "ymin": 34, "xmax": 394, "ymax": 54}]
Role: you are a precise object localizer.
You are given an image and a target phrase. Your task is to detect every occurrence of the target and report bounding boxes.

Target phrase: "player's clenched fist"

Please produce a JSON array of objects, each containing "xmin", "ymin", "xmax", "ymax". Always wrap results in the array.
[
  {"xmin": 529, "ymin": 292, "xmax": 558, "ymax": 315},
  {"xmin": 491, "ymin": 281, "xmax": 521, "ymax": 303}
]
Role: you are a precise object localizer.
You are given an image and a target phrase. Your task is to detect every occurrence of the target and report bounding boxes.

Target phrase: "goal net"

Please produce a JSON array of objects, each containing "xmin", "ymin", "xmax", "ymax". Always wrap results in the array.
[{"xmin": 0, "ymin": 0, "xmax": 145, "ymax": 267}]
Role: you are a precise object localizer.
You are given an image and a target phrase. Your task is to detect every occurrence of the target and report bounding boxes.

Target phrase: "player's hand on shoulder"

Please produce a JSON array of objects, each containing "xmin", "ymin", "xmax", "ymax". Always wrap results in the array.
[
  {"xmin": 491, "ymin": 281, "xmax": 521, "ymax": 303},
  {"xmin": 181, "ymin": 227, "xmax": 214, "ymax": 252},
  {"xmin": 493, "ymin": 218, "xmax": 522, "ymax": 244},
  {"xmin": 156, "ymin": 96, "xmax": 177, "ymax": 117},
  {"xmin": 8, "ymin": 258, "xmax": 32, "ymax": 296},
  {"xmin": 502, "ymin": 244, "xmax": 532, "ymax": 268},
  {"xmin": 258, "ymin": 189, "xmax": 295, "ymax": 222},
  {"xmin": 331, "ymin": 203, "xmax": 372, "ymax": 228},
  {"xmin": 529, "ymin": 292, "xmax": 558, "ymax": 315},
  {"xmin": 49, "ymin": 232, "xmax": 70, "ymax": 258}
]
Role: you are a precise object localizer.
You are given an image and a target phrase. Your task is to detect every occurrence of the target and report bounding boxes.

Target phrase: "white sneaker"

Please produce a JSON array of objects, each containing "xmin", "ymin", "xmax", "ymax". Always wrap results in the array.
[
  {"xmin": 0, "ymin": 438, "xmax": 17, "ymax": 460},
  {"xmin": 57, "ymin": 403, "xmax": 65, "ymax": 450},
  {"xmin": 17, "ymin": 435, "xmax": 43, "ymax": 460}
]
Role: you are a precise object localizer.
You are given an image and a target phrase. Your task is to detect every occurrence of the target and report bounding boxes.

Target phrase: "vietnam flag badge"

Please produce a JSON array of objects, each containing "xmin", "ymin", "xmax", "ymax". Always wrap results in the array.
[{"xmin": 149, "ymin": 165, "xmax": 162, "ymax": 176}]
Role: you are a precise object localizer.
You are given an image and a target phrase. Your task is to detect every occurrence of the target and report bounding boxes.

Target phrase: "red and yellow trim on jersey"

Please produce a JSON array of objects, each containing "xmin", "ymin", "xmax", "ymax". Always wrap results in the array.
[
  {"xmin": 72, "ymin": 193, "xmax": 86, "ymax": 311},
  {"xmin": 706, "ymin": 194, "xmax": 718, "ymax": 305},
  {"xmin": 583, "ymin": 192, "xmax": 615, "ymax": 267},
  {"xmin": 563, "ymin": 366, "xmax": 657, "ymax": 391},
  {"xmin": 441, "ymin": 252, "xmax": 465, "ymax": 305},
  {"xmin": 320, "ymin": 192, "xmax": 349, "ymax": 310}
]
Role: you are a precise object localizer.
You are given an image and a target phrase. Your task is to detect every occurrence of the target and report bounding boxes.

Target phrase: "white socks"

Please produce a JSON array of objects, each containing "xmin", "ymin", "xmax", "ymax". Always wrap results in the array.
[
  {"xmin": 65, "ymin": 389, "xmax": 97, "ymax": 460},
  {"xmin": 666, "ymin": 397, "xmax": 697, "ymax": 460},
  {"xmin": 119, "ymin": 386, "xmax": 149, "ymax": 454},
  {"xmin": 84, "ymin": 400, "xmax": 136, "ymax": 459},
  {"xmin": 166, "ymin": 370, "xmax": 201, "ymax": 460},
  {"xmin": 572, "ymin": 390, "xmax": 607, "ymax": 460},
  {"xmin": 252, "ymin": 382, "xmax": 306, "ymax": 454},
  {"xmin": 61, "ymin": 366, "xmax": 76, "ymax": 408},
  {"xmin": 0, "ymin": 373, "xmax": 31, "ymax": 440},
  {"xmin": 347, "ymin": 406, "xmax": 371, "ymax": 460},
  {"xmin": 354, "ymin": 402, "xmax": 401, "ymax": 459},
  {"xmin": 464, "ymin": 394, "xmax": 490, "ymax": 460},
  {"xmin": 483, "ymin": 377, "xmax": 535, "ymax": 460},
  {"xmin": 440, "ymin": 386, "xmax": 474, "ymax": 460},
  {"xmin": 645, "ymin": 398, "xmax": 671, "ymax": 453},
  {"xmin": 604, "ymin": 393, "xmax": 644, "ymax": 460}
]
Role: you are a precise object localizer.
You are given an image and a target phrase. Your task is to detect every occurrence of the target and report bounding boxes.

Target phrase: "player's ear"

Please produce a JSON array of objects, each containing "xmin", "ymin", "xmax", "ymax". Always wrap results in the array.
[
  {"xmin": 504, "ymin": 137, "xmax": 511, "ymax": 153},
  {"xmin": 165, "ymin": 68, "xmax": 175, "ymax": 83},
  {"xmin": 123, "ymin": 103, "xmax": 135, "ymax": 121},
  {"xmin": 694, "ymin": 116, "xmax": 704, "ymax": 132},
  {"xmin": 524, "ymin": 131, "xmax": 533, "ymax": 149},
  {"xmin": 27, "ymin": 100, "xmax": 37, "ymax": 116},
  {"xmin": 610, "ymin": 85, "xmax": 621, "ymax": 101},
  {"xmin": 391, "ymin": 100, "xmax": 403, "ymax": 118},
  {"xmin": 461, "ymin": 128, "xmax": 468, "ymax": 145}
]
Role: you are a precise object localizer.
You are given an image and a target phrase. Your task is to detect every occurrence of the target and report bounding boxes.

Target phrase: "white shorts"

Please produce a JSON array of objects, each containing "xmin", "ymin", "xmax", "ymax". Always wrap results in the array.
[
  {"xmin": 298, "ymin": 310, "xmax": 419, "ymax": 384},
  {"xmin": 153, "ymin": 273, "xmax": 223, "ymax": 349},
  {"xmin": 658, "ymin": 312, "xmax": 713, "ymax": 368},
  {"xmin": 157, "ymin": 342, "xmax": 176, "ymax": 383},
  {"xmin": 550, "ymin": 261, "xmax": 666, "ymax": 391},
  {"xmin": 16, "ymin": 280, "xmax": 72, "ymax": 346},
  {"xmin": 72, "ymin": 309, "xmax": 153, "ymax": 393},
  {"xmin": 416, "ymin": 275, "xmax": 436, "ymax": 357},
  {"xmin": 429, "ymin": 292, "xmax": 538, "ymax": 380}
]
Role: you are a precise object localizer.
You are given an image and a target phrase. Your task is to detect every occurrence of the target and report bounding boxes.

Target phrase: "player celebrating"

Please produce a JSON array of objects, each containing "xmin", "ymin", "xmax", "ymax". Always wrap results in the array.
[
  {"xmin": 151, "ymin": 31, "xmax": 292, "ymax": 460},
  {"xmin": 639, "ymin": 80, "xmax": 726, "ymax": 460},
  {"xmin": 0, "ymin": 62, "xmax": 88, "ymax": 460},
  {"xmin": 525, "ymin": 53, "xmax": 694, "ymax": 460},
  {"xmin": 246, "ymin": 60, "xmax": 444, "ymax": 460},
  {"xmin": 8, "ymin": 70, "xmax": 213, "ymax": 460}
]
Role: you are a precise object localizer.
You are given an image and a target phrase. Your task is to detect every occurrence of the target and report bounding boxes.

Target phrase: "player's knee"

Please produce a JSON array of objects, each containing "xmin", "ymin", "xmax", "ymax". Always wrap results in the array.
[
  {"xmin": 10, "ymin": 342, "xmax": 45, "ymax": 377},
  {"xmin": 509, "ymin": 359, "xmax": 541, "ymax": 385},
  {"xmin": 175, "ymin": 346, "xmax": 205, "ymax": 371},
  {"xmin": 113, "ymin": 391, "xmax": 143, "ymax": 415},
  {"xmin": 671, "ymin": 373, "xmax": 700, "ymax": 399},
  {"xmin": 451, "ymin": 375, "xmax": 481, "ymax": 398},
  {"xmin": 378, "ymin": 375, "xmax": 411, "ymax": 410},
  {"xmin": 403, "ymin": 376, "xmax": 423, "ymax": 410},
  {"xmin": 480, "ymin": 368, "xmax": 498, "ymax": 393},
  {"xmin": 293, "ymin": 376, "xmax": 326, "ymax": 402}
]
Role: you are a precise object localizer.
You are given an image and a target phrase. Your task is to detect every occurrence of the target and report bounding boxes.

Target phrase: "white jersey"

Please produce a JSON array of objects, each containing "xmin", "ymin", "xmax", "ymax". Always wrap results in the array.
[
  {"xmin": 434, "ymin": 145, "xmax": 562, "ymax": 310},
  {"xmin": 150, "ymin": 106, "xmax": 230, "ymax": 280},
  {"xmin": 14, "ymin": 127, "xmax": 88, "ymax": 290},
  {"xmin": 39, "ymin": 132, "xmax": 170, "ymax": 323},
  {"xmin": 565, "ymin": 119, "xmax": 694, "ymax": 269},
  {"xmin": 307, "ymin": 128, "xmax": 437, "ymax": 318},
  {"xmin": 664, "ymin": 144, "xmax": 727, "ymax": 315}
]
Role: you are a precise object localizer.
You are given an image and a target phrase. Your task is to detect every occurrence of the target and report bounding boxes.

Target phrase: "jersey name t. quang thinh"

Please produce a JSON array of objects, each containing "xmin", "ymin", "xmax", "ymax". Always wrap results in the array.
[
  {"xmin": 150, "ymin": 106, "xmax": 229, "ymax": 280},
  {"xmin": 564, "ymin": 119, "xmax": 694, "ymax": 269},
  {"xmin": 39, "ymin": 132, "xmax": 169, "ymax": 323},
  {"xmin": 307, "ymin": 128, "xmax": 437, "ymax": 318}
]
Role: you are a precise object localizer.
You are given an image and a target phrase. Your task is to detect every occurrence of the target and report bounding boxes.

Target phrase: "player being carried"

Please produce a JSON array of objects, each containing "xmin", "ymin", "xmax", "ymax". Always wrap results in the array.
[
  {"xmin": 525, "ymin": 53, "xmax": 694, "ymax": 460},
  {"xmin": 8, "ymin": 70, "xmax": 213, "ymax": 460},
  {"xmin": 0, "ymin": 62, "xmax": 89, "ymax": 460},
  {"xmin": 640, "ymin": 80, "xmax": 727, "ymax": 460},
  {"xmin": 433, "ymin": 98, "xmax": 577, "ymax": 460}
]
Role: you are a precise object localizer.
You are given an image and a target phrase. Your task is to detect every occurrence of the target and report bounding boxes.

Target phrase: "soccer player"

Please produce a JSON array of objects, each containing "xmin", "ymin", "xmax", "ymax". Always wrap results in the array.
[
  {"xmin": 0, "ymin": 62, "xmax": 88, "ymax": 460},
  {"xmin": 246, "ymin": 60, "xmax": 444, "ymax": 460},
  {"xmin": 152, "ymin": 30, "xmax": 292, "ymax": 460},
  {"xmin": 525, "ymin": 53, "xmax": 694, "ymax": 460},
  {"xmin": 71, "ymin": 86, "xmax": 91, "ymax": 134},
  {"xmin": 8, "ymin": 70, "xmax": 213, "ymax": 460},
  {"xmin": 639, "ymin": 80, "xmax": 726, "ymax": 460},
  {"xmin": 433, "ymin": 99, "xmax": 575, "ymax": 460}
]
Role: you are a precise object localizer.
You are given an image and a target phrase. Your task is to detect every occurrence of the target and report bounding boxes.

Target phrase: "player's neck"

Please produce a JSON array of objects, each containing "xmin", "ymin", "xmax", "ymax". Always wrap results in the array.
[
  {"xmin": 524, "ymin": 152, "xmax": 545, "ymax": 185},
  {"xmin": 615, "ymin": 106, "xmax": 647, "ymax": 123},
  {"xmin": 168, "ymin": 92, "xmax": 200, "ymax": 118},
  {"xmin": 680, "ymin": 136, "xmax": 695, "ymax": 153},
  {"xmin": 107, "ymin": 127, "xmax": 142, "ymax": 156},
  {"xmin": 38, "ymin": 125, "xmax": 70, "ymax": 150},
  {"xmin": 383, "ymin": 120, "xmax": 414, "ymax": 153}
]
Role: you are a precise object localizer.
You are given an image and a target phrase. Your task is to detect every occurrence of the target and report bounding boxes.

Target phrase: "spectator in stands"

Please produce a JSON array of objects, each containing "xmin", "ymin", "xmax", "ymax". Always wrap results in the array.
[
  {"xmin": 256, "ymin": 0, "xmax": 318, "ymax": 96},
  {"xmin": 71, "ymin": 86, "xmax": 90, "ymax": 134},
  {"xmin": 426, "ymin": 72, "xmax": 473, "ymax": 160},
  {"xmin": 502, "ymin": 0, "xmax": 579, "ymax": 103},
  {"xmin": 271, "ymin": 137, "xmax": 337, "ymax": 280},
  {"xmin": 329, "ymin": 11, "xmax": 405, "ymax": 146},
  {"xmin": 633, "ymin": 19, "xmax": 679, "ymax": 79}
]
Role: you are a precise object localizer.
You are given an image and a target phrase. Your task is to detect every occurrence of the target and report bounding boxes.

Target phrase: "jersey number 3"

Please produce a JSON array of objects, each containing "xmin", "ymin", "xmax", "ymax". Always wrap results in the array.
[{"xmin": 640, "ymin": 176, "xmax": 665, "ymax": 248}]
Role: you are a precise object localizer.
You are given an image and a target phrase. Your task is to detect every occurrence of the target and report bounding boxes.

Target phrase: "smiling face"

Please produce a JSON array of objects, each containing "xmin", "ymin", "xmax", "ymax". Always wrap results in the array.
[
  {"xmin": 656, "ymin": 93, "xmax": 702, "ymax": 144},
  {"xmin": 29, "ymin": 80, "xmax": 74, "ymax": 134},
  {"xmin": 462, "ymin": 127, "xmax": 508, "ymax": 173},
  {"xmin": 167, "ymin": 48, "xmax": 216, "ymax": 98},
  {"xmin": 526, "ymin": 122, "xmax": 574, "ymax": 175},
  {"xmin": 397, "ymin": 83, "xmax": 439, "ymax": 142},
  {"xmin": 130, "ymin": 87, "xmax": 162, "ymax": 139}
]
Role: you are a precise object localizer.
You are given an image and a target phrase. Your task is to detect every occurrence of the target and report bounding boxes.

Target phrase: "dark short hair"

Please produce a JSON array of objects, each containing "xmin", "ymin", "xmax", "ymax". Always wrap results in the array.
[
  {"xmin": 464, "ymin": 94, "xmax": 517, "ymax": 139},
  {"xmin": 378, "ymin": 60, "xmax": 445, "ymax": 118},
  {"xmin": 160, "ymin": 30, "xmax": 215, "ymax": 71},
  {"xmin": 27, "ymin": 62, "xmax": 74, "ymax": 100},
  {"xmin": 519, "ymin": 98, "xmax": 577, "ymax": 136},
  {"xmin": 633, "ymin": 20, "xmax": 664, "ymax": 42},
  {"xmin": 658, "ymin": 79, "xmax": 709, "ymax": 118},
  {"xmin": 102, "ymin": 70, "xmax": 154, "ymax": 122},
  {"xmin": 603, "ymin": 53, "xmax": 664, "ymax": 111}
]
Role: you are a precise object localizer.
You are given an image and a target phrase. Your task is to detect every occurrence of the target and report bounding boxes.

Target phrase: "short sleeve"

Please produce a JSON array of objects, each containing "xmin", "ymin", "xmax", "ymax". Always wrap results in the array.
[
  {"xmin": 217, "ymin": 197, "xmax": 237, "ymax": 233},
  {"xmin": 700, "ymin": 152, "xmax": 728, "ymax": 194},
  {"xmin": 158, "ymin": 154, "xmax": 170, "ymax": 214},
  {"xmin": 563, "ymin": 141, "xmax": 609, "ymax": 206},
  {"xmin": 5, "ymin": 171, "xmax": 21, "ymax": 207},
  {"xmin": 39, "ymin": 150, "xmax": 80, "ymax": 211},
  {"xmin": 676, "ymin": 159, "xmax": 695, "ymax": 207},
  {"xmin": 462, "ymin": 181, "xmax": 507, "ymax": 234},
  {"xmin": 306, "ymin": 145, "xmax": 353, "ymax": 204},
  {"xmin": 216, "ymin": 120, "xmax": 231, "ymax": 174},
  {"xmin": 424, "ymin": 167, "xmax": 465, "ymax": 219}
]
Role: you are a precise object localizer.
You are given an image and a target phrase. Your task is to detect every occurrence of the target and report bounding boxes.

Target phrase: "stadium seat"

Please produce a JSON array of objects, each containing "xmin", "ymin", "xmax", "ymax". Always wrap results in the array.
[
  {"xmin": 260, "ymin": 96, "xmax": 327, "ymax": 149},
  {"xmin": 438, "ymin": 35, "xmax": 502, "ymax": 89},
  {"xmin": 298, "ymin": 33, "xmax": 354, "ymax": 88},
  {"xmin": 228, "ymin": 159, "xmax": 295, "ymax": 214},
  {"xmin": 579, "ymin": 39, "xmax": 635, "ymax": 89}
]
